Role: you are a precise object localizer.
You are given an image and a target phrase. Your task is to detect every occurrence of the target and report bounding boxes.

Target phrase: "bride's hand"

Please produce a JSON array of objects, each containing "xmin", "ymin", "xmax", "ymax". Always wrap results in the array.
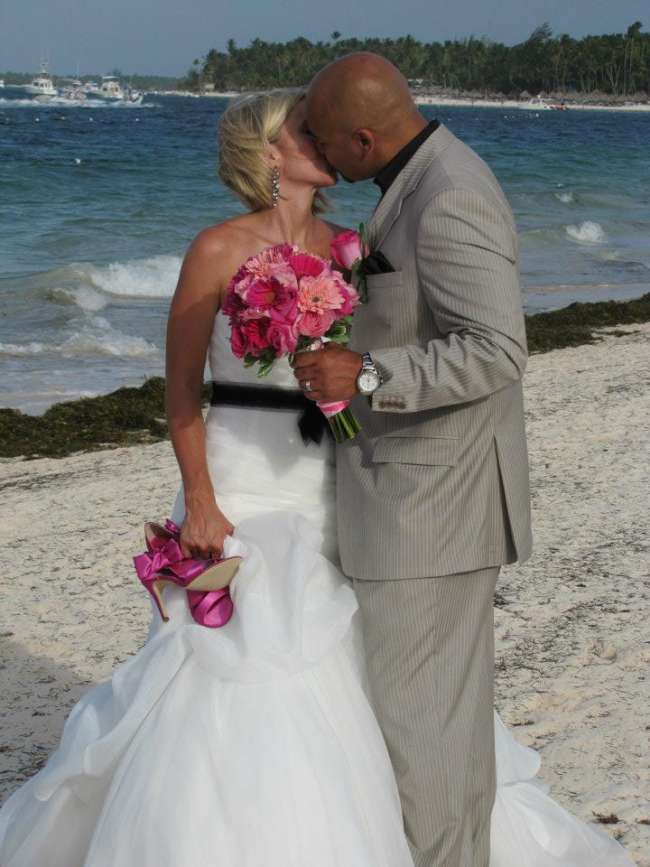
[{"xmin": 179, "ymin": 500, "xmax": 235, "ymax": 560}]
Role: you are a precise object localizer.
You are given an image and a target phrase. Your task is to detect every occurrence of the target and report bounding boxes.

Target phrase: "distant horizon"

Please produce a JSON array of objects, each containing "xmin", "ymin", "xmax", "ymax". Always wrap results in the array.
[{"xmin": 1, "ymin": 3, "xmax": 647, "ymax": 78}]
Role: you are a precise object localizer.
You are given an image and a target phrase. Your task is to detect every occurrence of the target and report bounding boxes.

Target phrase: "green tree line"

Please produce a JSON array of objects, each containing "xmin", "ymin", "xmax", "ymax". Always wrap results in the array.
[{"xmin": 182, "ymin": 22, "xmax": 649, "ymax": 96}]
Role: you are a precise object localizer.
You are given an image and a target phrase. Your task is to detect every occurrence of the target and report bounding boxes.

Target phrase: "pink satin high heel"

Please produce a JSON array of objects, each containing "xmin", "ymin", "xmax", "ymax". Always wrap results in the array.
[{"xmin": 133, "ymin": 519, "xmax": 241, "ymax": 628}]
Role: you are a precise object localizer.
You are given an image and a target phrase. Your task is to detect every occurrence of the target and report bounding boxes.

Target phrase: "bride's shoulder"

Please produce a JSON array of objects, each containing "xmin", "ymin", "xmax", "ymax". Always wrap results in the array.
[
  {"xmin": 188, "ymin": 215, "xmax": 253, "ymax": 259},
  {"xmin": 182, "ymin": 216, "xmax": 258, "ymax": 288}
]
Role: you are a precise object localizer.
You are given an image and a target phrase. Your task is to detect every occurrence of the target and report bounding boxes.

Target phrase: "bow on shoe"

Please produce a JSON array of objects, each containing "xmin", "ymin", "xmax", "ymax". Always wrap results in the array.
[{"xmin": 133, "ymin": 523, "xmax": 209, "ymax": 584}]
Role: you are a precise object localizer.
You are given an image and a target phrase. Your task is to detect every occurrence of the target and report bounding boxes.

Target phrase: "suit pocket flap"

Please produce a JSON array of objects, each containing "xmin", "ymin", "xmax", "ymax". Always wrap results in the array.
[
  {"xmin": 365, "ymin": 270, "xmax": 404, "ymax": 290},
  {"xmin": 372, "ymin": 436, "xmax": 459, "ymax": 467}
]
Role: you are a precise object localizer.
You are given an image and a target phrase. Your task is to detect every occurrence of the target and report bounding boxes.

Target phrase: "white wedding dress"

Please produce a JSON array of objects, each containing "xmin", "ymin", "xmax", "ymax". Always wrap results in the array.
[{"xmin": 0, "ymin": 310, "xmax": 634, "ymax": 867}]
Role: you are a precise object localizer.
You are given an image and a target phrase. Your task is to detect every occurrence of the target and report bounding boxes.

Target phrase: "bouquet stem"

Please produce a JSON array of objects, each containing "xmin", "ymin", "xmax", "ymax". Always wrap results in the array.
[{"xmin": 322, "ymin": 406, "xmax": 361, "ymax": 443}]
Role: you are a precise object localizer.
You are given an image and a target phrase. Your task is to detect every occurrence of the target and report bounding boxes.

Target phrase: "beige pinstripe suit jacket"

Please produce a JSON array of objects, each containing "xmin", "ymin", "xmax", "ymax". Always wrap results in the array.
[{"xmin": 336, "ymin": 123, "xmax": 533, "ymax": 580}]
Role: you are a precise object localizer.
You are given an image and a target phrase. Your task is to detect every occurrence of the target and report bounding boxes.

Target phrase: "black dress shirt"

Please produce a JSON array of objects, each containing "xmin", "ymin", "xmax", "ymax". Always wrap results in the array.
[{"xmin": 373, "ymin": 119, "xmax": 440, "ymax": 197}]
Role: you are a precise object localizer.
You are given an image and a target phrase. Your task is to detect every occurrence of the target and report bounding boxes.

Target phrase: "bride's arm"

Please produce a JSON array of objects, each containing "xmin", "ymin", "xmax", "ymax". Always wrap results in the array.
[{"xmin": 165, "ymin": 227, "xmax": 235, "ymax": 559}]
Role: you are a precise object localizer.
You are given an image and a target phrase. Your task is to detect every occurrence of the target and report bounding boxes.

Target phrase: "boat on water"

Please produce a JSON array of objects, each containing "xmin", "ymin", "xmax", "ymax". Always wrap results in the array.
[
  {"xmin": 24, "ymin": 63, "xmax": 57, "ymax": 98},
  {"xmin": 92, "ymin": 75, "xmax": 143, "ymax": 104},
  {"xmin": 97, "ymin": 75, "xmax": 125, "ymax": 100},
  {"xmin": 59, "ymin": 78, "xmax": 87, "ymax": 102},
  {"xmin": 520, "ymin": 95, "xmax": 568, "ymax": 112}
]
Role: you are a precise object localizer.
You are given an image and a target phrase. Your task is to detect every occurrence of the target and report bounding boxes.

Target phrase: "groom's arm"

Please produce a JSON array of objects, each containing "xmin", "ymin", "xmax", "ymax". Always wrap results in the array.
[{"xmin": 369, "ymin": 187, "xmax": 528, "ymax": 414}]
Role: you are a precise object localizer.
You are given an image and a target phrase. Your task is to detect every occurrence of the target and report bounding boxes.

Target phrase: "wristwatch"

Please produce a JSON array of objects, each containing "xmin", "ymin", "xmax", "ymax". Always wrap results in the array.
[{"xmin": 356, "ymin": 352, "xmax": 383, "ymax": 395}]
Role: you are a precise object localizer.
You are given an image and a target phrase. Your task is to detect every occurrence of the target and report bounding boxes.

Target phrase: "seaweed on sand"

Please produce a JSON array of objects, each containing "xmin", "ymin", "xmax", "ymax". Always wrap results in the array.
[{"xmin": 2, "ymin": 294, "xmax": 648, "ymax": 460}]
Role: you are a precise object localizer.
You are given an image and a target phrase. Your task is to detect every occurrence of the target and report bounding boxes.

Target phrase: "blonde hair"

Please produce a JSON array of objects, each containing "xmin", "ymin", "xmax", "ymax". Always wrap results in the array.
[{"xmin": 218, "ymin": 88, "xmax": 329, "ymax": 213}]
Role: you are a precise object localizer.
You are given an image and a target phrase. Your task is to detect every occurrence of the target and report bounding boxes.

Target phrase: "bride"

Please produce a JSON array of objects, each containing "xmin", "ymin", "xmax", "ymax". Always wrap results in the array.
[{"xmin": 0, "ymin": 89, "xmax": 634, "ymax": 867}]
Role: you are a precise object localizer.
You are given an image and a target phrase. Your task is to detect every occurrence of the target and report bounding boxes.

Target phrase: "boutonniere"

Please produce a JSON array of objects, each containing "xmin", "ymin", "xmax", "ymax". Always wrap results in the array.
[
  {"xmin": 330, "ymin": 224, "xmax": 395, "ymax": 303},
  {"xmin": 330, "ymin": 224, "xmax": 370, "ymax": 301}
]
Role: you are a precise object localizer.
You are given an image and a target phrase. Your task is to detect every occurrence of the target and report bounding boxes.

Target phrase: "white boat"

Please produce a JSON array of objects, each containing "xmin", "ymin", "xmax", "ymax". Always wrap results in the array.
[
  {"xmin": 98, "ymin": 75, "xmax": 125, "ymax": 101},
  {"xmin": 59, "ymin": 78, "xmax": 87, "ymax": 102},
  {"xmin": 520, "ymin": 95, "xmax": 552, "ymax": 111},
  {"xmin": 24, "ymin": 63, "xmax": 57, "ymax": 97},
  {"xmin": 520, "ymin": 94, "xmax": 569, "ymax": 112}
]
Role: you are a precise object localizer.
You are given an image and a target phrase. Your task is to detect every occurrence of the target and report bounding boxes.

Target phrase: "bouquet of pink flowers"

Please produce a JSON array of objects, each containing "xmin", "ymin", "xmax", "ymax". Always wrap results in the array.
[{"xmin": 222, "ymin": 241, "xmax": 362, "ymax": 441}]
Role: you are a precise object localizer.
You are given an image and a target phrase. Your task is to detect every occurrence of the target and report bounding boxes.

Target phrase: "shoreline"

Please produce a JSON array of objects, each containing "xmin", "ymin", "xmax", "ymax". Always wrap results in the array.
[
  {"xmin": 155, "ymin": 88, "xmax": 650, "ymax": 113},
  {"xmin": 1, "ymin": 323, "xmax": 648, "ymax": 863},
  {"xmin": 1, "ymin": 293, "xmax": 649, "ymax": 461},
  {"xmin": 415, "ymin": 95, "xmax": 650, "ymax": 113}
]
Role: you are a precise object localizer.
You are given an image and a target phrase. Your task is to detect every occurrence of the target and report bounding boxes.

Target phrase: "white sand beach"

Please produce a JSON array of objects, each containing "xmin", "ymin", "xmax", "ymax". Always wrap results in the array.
[
  {"xmin": 413, "ymin": 94, "xmax": 650, "ymax": 112},
  {"xmin": 1, "ymin": 324, "xmax": 648, "ymax": 864},
  {"xmin": 161, "ymin": 89, "xmax": 650, "ymax": 112}
]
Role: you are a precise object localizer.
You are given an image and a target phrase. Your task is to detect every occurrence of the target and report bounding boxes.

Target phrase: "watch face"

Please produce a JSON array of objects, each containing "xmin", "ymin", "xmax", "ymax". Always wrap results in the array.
[{"xmin": 358, "ymin": 369, "xmax": 380, "ymax": 394}]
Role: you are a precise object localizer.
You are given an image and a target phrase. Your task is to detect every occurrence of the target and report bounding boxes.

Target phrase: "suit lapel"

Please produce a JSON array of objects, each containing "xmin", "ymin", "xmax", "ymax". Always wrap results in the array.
[{"xmin": 366, "ymin": 124, "xmax": 455, "ymax": 250}]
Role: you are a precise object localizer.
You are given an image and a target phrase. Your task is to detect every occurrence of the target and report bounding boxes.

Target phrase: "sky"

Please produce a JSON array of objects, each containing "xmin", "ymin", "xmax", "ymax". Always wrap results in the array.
[{"xmin": 1, "ymin": 0, "xmax": 647, "ymax": 77}]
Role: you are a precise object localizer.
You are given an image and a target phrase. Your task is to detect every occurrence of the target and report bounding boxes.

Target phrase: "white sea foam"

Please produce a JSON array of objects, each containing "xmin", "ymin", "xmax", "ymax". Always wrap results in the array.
[
  {"xmin": 51, "ymin": 286, "xmax": 108, "ymax": 312},
  {"xmin": 84, "ymin": 254, "xmax": 182, "ymax": 298},
  {"xmin": 0, "ymin": 98, "xmax": 155, "ymax": 110},
  {"xmin": 565, "ymin": 221, "xmax": 606, "ymax": 244},
  {"xmin": 555, "ymin": 191, "xmax": 574, "ymax": 204},
  {"xmin": 0, "ymin": 341, "xmax": 47, "ymax": 356},
  {"xmin": 59, "ymin": 328, "xmax": 157, "ymax": 358},
  {"xmin": 0, "ymin": 318, "xmax": 157, "ymax": 359}
]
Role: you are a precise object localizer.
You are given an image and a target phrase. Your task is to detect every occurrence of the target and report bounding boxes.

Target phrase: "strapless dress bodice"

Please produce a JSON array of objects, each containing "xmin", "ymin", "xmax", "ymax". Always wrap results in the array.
[{"xmin": 207, "ymin": 309, "xmax": 297, "ymax": 390}]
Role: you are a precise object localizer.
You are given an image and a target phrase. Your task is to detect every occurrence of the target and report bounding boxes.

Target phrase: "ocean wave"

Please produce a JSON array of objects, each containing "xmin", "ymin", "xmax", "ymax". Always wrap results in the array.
[
  {"xmin": 49, "ymin": 286, "xmax": 108, "ymax": 312},
  {"xmin": 0, "ymin": 98, "xmax": 155, "ymax": 110},
  {"xmin": 60, "ymin": 329, "xmax": 157, "ymax": 357},
  {"xmin": 555, "ymin": 191, "xmax": 575, "ymax": 204},
  {"xmin": 83, "ymin": 254, "xmax": 182, "ymax": 298},
  {"xmin": 0, "ymin": 341, "xmax": 47, "ymax": 356},
  {"xmin": 0, "ymin": 317, "xmax": 158, "ymax": 359},
  {"xmin": 565, "ymin": 221, "xmax": 606, "ymax": 244}
]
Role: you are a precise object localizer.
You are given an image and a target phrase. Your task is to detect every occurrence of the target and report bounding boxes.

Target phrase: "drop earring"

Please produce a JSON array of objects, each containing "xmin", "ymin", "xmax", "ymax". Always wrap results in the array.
[{"xmin": 271, "ymin": 167, "xmax": 281, "ymax": 207}]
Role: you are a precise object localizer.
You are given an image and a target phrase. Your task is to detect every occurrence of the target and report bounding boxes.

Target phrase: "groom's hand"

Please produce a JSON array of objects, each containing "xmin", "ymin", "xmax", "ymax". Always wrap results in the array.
[{"xmin": 291, "ymin": 343, "xmax": 363, "ymax": 402}]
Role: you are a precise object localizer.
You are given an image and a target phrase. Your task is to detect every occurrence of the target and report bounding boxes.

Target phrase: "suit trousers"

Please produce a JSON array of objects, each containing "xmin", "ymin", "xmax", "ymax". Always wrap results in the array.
[{"xmin": 352, "ymin": 566, "xmax": 499, "ymax": 867}]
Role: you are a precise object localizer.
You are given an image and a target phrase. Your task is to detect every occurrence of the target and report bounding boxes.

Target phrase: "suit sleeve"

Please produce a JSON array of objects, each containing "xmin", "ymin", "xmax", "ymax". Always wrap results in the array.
[{"xmin": 369, "ymin": 187, "xmax": 528, "ymax": 414}]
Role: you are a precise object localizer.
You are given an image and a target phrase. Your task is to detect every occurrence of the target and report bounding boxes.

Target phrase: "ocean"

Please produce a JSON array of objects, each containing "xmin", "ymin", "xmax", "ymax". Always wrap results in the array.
[{"xmin": 1, "ymin": 91, "xmax": 649, "ymax": 414}]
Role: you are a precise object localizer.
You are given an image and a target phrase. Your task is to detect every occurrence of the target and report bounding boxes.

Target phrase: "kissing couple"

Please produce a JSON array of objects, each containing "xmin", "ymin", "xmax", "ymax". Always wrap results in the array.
[{"xmin": 0, "ymin": 52, "xmax": 633, "ymax": 867}]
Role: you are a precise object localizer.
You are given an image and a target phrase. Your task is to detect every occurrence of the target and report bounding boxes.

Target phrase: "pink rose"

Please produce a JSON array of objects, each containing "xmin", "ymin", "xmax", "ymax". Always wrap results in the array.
[
  {"xmin": 297, "ymin": 309, "xmax": 337, "ymax": 338},
  {"xmin": 240, "ymin": 316, "xmax": 270, "ymax": 356},
  {"xmin": 267, "ymin": 319, "xmax": 298, "ymax": 354},
  {"xmin": 230, "ymin": 323, "xmax": 247, "ymax": 358},
  {"xmin": 330, "ymin": 230, "xmax": 364, "ymax": 270}
]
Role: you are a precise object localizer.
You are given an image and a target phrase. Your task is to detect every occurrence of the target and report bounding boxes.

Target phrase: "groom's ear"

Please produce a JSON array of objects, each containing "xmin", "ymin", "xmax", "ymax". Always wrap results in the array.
[{"xmin": 353, "ymin": 129, "xmax": 375, "ymax": 156}]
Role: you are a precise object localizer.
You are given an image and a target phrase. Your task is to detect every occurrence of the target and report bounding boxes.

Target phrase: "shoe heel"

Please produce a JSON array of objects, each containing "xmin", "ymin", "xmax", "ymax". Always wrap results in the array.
[
  {"xmin": 144, "ymin": 521, "xmax": 167, "ymax": 547},
  {"xmin": 144, "ymin": 578, "xmax": 170, "ymax": 622}
]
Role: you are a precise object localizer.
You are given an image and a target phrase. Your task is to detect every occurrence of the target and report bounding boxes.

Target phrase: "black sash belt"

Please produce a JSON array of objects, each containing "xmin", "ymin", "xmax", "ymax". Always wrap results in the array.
[{"xmin": 209, "ymin": 381, "xmax": 330, "ymax": 445}]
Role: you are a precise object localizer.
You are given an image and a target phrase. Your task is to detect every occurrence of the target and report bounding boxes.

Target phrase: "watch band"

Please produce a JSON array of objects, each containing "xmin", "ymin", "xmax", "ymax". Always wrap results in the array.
[{"xmin": 361, "ymin": 351, "xmax": 377, "ymax": 371}]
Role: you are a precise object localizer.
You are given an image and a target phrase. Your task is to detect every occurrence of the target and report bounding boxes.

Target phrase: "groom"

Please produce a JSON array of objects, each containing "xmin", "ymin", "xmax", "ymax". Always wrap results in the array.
[{"xmin": 293, "ymin": 53, "xmax": 532, "ymax": 866}]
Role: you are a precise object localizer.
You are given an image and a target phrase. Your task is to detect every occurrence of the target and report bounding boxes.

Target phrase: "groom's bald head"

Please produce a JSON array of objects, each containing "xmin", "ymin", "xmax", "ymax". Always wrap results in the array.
[{"xmin": 306, "ymin": 53, "xmax": 426, "ymax": 181}]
